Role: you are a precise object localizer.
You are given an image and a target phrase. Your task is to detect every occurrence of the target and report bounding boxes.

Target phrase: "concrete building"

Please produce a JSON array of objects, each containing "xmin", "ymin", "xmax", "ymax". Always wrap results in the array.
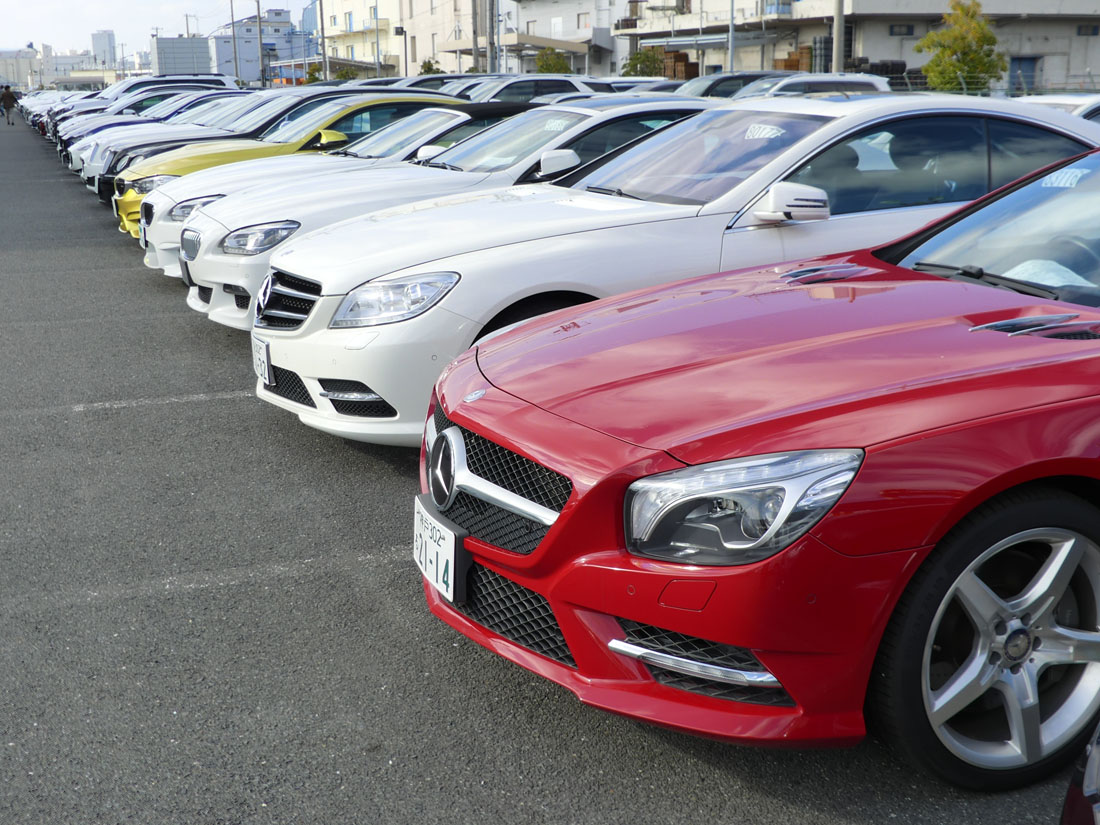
[
  {"xmin": 92, "ymin": 30, "xmax": 117, "ymax": 68},
  {"xmin": 150, "ymin": 35, "xmax": 216, "ymax": 75},
  {"xmin": 0, "ymin": 48, "xmax": 40, "ymax": 91},
  {"xmin": 209, "ymin": 8, "xmax": 315, "ymax": 84}
]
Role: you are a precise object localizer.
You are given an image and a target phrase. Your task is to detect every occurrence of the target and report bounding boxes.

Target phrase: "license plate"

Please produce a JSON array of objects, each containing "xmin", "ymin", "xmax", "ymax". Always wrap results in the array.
[
  {"xmin": 414, "ymin": 496, "xmax": 470, "ymax": 603},
  {"xmin": 138, "ymin": 223, "xmax": 147, "ymax": 249},
  {"xmin": 179, "ymin": 258, "xmax": 195, "ymax": 288},
  {"xmin": 251, "ymin": 335, "xmax": 272, "ymax": 385}
]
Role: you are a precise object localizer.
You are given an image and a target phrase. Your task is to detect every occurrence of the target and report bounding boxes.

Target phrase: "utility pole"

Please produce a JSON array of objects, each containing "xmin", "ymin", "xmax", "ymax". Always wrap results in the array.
[
  {"xmin": 471, "ymin": 0, "xmax": 480, "ymax": 72},
  {"xmin": 831, "ymin": 0, "xmax": 844, "ymax": 72},
  {"xmin": 230, "ymin": 0, "xmax": 242, "ymax": 80},
  {"xmin": 374, "ymin": 1, "xmax": 382, "ymax": 77},
  {"xmin": 486, "ymin": 0, "xmax": 496, "ymax": 71},
  {"xmin": 256, "ymin": 0, "xmax": 265, "ymax": 86},
  {"xmin": 318, "ymin": 0, "xmax": 330, "ymax": 80},
  {"xmin": 726, "ymin": 0, "xmax": 735, "ymax": 71}
]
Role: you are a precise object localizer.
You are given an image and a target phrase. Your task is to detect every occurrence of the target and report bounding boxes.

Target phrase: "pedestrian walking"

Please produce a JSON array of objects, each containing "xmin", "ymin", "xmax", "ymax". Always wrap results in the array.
[{"xmin": 1, "ymin": 86, "xmax": 17, "ymax": 125}]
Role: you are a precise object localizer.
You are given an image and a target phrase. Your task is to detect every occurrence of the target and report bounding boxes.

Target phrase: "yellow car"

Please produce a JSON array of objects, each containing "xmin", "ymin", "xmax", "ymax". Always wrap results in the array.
[{"xmin": 112, "ymin": 92, "xmax": 457, "ymax": 237}]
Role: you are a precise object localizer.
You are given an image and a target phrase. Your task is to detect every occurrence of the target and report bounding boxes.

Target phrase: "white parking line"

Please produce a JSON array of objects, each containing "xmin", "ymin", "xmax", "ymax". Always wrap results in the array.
[{"xmin": 70, "ymin": 390, "xmax": 254, "ymax": 413}]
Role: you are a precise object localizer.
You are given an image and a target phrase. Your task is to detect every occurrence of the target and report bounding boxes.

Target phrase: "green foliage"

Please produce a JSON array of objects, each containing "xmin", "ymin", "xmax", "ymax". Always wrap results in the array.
[
  {"xmin": 419, "ymin": 58, "xmax": 444, "ymax": 75},
  {"xmin": 621, "ymin": 48, "xmax": 664, "ymax": 78},
  {"xmin": 334, "ymin": 67, "xmax": 358, "ymax": 80},
  {"xmin": 306, "ymin": 63, "xmax": 322, "ymax": 83},
  {"xmin": 914, "ymin": 0, "xmax": 1007, "ymax": 92},
  {"xmin": 535, "ymin": 49, "xmax": 572, "ymax": 74}
]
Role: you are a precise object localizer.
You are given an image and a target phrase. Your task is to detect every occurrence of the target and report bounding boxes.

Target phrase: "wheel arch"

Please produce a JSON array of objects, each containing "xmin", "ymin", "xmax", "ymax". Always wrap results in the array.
[{"xmin": 475, "ymin": 289, "xmax": 600, "ymax": 340}]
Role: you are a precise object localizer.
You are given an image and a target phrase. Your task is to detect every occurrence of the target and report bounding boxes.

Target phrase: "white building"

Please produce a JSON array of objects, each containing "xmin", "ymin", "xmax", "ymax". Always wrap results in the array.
[
  {"xmin": 209, "ymin": 8, "xmax": 315, "ymax": 84},
  {"xmin": 92, "ymin": 30, "xmax": 117, "ymax": 69},
  {"xmin": 150, "ymin": 35, "xmax": 216, "ymax": 75}
]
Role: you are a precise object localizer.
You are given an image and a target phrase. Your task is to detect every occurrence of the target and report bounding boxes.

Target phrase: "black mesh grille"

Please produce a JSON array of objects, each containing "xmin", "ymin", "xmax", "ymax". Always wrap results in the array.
[
  {"xmin": 457, "ymin": 564, "xmax": 574, "ymax": 667},
  {"xmin": 114, "ymin": 177, "xmax": 126, "ymax": 196},
  {"xmin": 330, "ymin": 399, "xmax": 397, "ymax": 417},
  {"xmin": 436, "ymin": 410, "xmax": 572, "ymax": 511},
  {"xmin": 196, "ymin": 286, "xmax": 212, "ymax": 304},
  {"xmin": 432, "ymin": 403, "xmax": 449, "ymax": 439},
  {"xmin": 1045, "ymin": 331, "xmax": 1100, "ymax": 340},
  {"xmin": 254, "ymin": 270, "xmax": 321, "ymax": 331},
  {"xmin": 140, "ymin": 201, "xmax": 154, "ymax": 225},
  {"xmin": 265, "ymin": 365, "xmax": 315, "ymax": 408},
  {"xmin": 234, "ymin": 293, "xmax": 250, "ymax": 310},
  {"xmin": 319, "ymin": 379, "xmax": 371, "ymax": 393},
  {"xmin": 445, "ymin": 492, "xmax": 547, "ymax": 555},
  {"xmin": 620, "ymin": 620, "xmax": 794, "ymax": 707}
]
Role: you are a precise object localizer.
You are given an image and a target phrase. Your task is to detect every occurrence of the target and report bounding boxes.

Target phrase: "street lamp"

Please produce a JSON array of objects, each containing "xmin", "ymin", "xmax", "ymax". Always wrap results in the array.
[{"xmin": 394, "ymin": 25, "xmax": 408, "ymax": 76}]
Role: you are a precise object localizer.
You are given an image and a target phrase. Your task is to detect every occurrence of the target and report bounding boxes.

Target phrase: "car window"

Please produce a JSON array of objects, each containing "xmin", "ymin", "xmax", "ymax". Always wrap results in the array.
[
  {"xmin": 495, "ymin": 80, "xmax": 539, "ymax": 102},
  {"xmin": 326, "ymin": 103, "xmax": 428, "ymax": 142},
  {"xmin": 130, "ymin": 93, "xmax": 177, "ymax": 112},
  {"xmin": 575, "ymin": 108, "xmax": 830, "ymax": 205},
  {"xmin": 564, "ymin": 112, "xmax": 692, "ymax": 166},
  {"xmin": 988, "ymin": 119, "xmax": 1087, "ymax": 189},
  {"xmin": 1086, "ymin": 108, "xmax": 1100, "ymax": 122},
  {"xmin": 584, "ymin": 81, "xmax": 615, "ymax": 93},
  {"xmin": 217, "ymin": 95, "xmax": 290, "ymax": 131},
  {"xmin": 537, "ymin": 80, "xmax": 577, "ymax": 96},
  {"xmin": 412, "ymin": 77, "xmax": 448, "ymax": 89},
  {"xmin": 779, "ymin": 81, "xmax": 808, "ymax": 93},
  {"xmin": 731, "ymin": 76, "xmax": 787, "ymax": 98},
  {"xmin": 710, "ymin": 77, "xmax": 753, "ymax": 96},
  {"xmin": 433, "ymin": 116, "xmax": 506, "ymax": 147},
  {"xmin": 345, "ymin": 109, "xmax": 462, "ymax": 158},
  {"xmin": 790, "ymin": 116, "xmax": 988, "ymax": 215},
  {"xmin": 260, "ymin": 98, "xmax": 353, "ymax": 143},
  {"xmin": 834, "ymin": 81, "xmax": 879, "ymax": 92}
]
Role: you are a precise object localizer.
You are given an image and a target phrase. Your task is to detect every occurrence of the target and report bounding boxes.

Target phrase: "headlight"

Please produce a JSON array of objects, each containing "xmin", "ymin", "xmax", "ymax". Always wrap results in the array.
[
  {"xmin": 626, "ymin": 449, "xmax": 863, "ymax": 566},
  {"xmin": 330, "ymin": 272, "xmax": 460, "ymax": 328},
  {"xmin": 130, "ymin": 175, "xmax": 178, "ymax": 195},
  {"xmin": 220, "ymin": 221, "xmax": 301, "ymax": 255},
  {"xmin": 168, "ymin": 195, "xmax": 225, "ymax": 222}
]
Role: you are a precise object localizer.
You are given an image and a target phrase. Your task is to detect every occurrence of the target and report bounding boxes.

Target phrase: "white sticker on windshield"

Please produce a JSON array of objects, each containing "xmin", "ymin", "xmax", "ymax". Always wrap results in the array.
[
  {"xmin": 744, "ymin": 124, "xmax": 786, "ymax": 140},
  {"xmin": 1041, "ymin": 168, "xmax": 1089, "ymax": 188},
  {"xmin": 545, "ymin": 118, "xmax": 575, "ymax": 131}
]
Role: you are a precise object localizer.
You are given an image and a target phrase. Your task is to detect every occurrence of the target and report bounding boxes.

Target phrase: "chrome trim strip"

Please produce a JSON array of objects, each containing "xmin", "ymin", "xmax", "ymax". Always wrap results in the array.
[
  {"xmin": 608, "ymin": 639, "xmax": 783, "ymax": 688},
  {"xmin": 319, "ymin": 390, "xmax": 383, "ymax": 401},
  {"xmin": 259, "ymin": 308, "xmax": 309, "ymax": 321},
  {"xmin": 271, "ymin": 283, "xmax": 317, "ymax": 301}
]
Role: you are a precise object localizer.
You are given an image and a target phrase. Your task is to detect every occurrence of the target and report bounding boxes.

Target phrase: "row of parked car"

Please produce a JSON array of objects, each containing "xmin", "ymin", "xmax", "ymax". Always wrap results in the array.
[{"xmin": 19, "ymin": 73, "xmax": 1100, "ymax": 806}]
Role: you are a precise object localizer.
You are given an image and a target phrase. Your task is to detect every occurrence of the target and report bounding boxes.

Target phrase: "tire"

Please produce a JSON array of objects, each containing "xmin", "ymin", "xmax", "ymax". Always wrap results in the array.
[{"xmin": 869, "ymin": 487, "xmax": 1100, "ymax": 790}]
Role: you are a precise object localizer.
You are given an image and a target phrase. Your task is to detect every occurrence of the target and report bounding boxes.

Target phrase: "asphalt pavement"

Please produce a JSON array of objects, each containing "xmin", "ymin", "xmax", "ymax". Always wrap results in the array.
[{"xmin": 0, "ymin": 117, "xmax": 1074, "ymax": 824}]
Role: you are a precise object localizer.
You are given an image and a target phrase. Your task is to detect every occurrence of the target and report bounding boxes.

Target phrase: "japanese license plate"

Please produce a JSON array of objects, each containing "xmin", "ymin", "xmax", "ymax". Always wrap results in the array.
[
  {"xmin": 414, "ymin": 496, "xmax": 469, "ymax": 603},
  {"xmin": 251, "ymin": 335, "xmax": 272, "ymax": 385},
  {"xmin": 138, "ymin": 222, "xmax": 147, "ymax": 249}
]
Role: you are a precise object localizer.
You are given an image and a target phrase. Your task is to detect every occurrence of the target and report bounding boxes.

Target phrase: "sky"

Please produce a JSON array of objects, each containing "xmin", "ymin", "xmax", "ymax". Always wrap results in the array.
[{"xmin": 5, "ymin": 0, "xmax": 311, "ymax": 57}]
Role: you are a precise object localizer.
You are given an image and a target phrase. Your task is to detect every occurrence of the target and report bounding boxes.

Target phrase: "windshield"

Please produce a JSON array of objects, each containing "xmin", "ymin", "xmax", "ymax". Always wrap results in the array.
[
  {"xmin": 466, "ymin": 81, "xmax": 506, "ymax": 102},
  {"xmin": 894, "ymin": 153, "xmax": 1100, "ymax": 302},
  {"xmin": 216, "ymin": 94, "xmax": 292, "ymax": 131},
  {"xmin": 140, "ymin": 95, "xmax": 195, "ymax": 119},
  {"xmin": 676, "ymin": 75, "xmax": 718, "ymax": 96},
  {"xmin": 574, "ymin": 108, "xmax": 830, "ymax": 205},
  {"xmin": 431, "ymin": 109, "xmax": 588, "ymax": 172},
  {"xmin": 169, "ymin": 97, "xmax": 233, "ymax": 124},
  {"xmin": 344, "ymin": 109, "xmax": 462, "ymax": 158},
  {"xmin": 731, "ymin": 76, "xmax": 787, "ymax": 99},
  {"xmin": 260, "ymin": 97, "xmax": 355, "ymax": 143}
]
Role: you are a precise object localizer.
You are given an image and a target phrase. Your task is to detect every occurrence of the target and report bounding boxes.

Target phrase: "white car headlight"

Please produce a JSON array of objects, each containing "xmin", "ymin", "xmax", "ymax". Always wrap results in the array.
[
  {"xmin": 626, "ymin": 449, "xmax": 863, "ymax": 566},
  {"xmin": 330, "ymin": 272, "xmax": 460, "ymax": 328},
  {"xmin": 220, "ymin": 221, "xmax": 301, "ymax": 255},
  {"xmin": 131, "ymin": 175, "xmax": 179, "ymax": 195},
  {"xmin": 168, "ymin": 195, "xmax": 225, "ymax": 222}
]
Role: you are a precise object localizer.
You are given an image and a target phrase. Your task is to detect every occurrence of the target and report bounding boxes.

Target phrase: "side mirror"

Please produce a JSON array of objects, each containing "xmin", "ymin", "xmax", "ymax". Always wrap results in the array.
[
  {"xmin": 752, "ymin": 182, "xmax": 831, "ymax": 223},
  {"xmin": 317, "ymin": 129, "xmax": 349, "ymax": 148},
  {"xmin": 416, "ymin": 144, "xmax": 446, "ymax": 161},
  {"xmin": 122, "ymin": 108, "xmax": 137, "ymax": 115},
  {"xmin": 537, "ymin": 148, "xmax": 581, "ymax": 178}
]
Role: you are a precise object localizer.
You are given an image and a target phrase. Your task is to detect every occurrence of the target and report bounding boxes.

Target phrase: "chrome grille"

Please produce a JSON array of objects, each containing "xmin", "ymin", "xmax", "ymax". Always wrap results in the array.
[
  {"xmin": 254, "ymin": 270, "xmax": 321, "ymax": 331},
  {"xmin": 180, "ymin": 229, "xmax": 201, "ymax": 261}
]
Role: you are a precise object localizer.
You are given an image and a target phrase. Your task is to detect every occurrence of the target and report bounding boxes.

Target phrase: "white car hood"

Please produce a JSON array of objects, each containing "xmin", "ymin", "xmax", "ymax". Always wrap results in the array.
[
  {"xmin": 270, "ymin": 185, "xmax": 697, "ymax": 294},
  {"xmin": 100, "ymin": 124, "xmax": 231, "ymax": 151},
  {"xmin": 155, "ymin": 153, "xmax": 404, "ymax": 206},
  {"xmin": 198, "ymin": 162, "xmax": 489, "ymax": 229}
]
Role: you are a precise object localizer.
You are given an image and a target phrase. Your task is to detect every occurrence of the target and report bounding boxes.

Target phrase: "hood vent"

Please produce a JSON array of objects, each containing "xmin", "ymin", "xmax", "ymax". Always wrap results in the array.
[
  {"xmin": 969, "ymin": 313, "xmax": 1100, "ymax": 339},
  {"xmin": 779, "ymin": 263, "xmax": 870, "ymax": 284}
]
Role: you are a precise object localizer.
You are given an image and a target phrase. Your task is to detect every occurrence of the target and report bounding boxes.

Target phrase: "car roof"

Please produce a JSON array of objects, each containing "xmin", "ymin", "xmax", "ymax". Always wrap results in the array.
[
  {"xmin": 716, "ymin": 91, "xmax": 1076, "ymax": 120},
  {"xmin": 552, "ymin": 93, "xmax": 721, "ymax": 112},
  {"xmin": 445, "ymin": 101, "xmax": 540, "ymax": 117}
]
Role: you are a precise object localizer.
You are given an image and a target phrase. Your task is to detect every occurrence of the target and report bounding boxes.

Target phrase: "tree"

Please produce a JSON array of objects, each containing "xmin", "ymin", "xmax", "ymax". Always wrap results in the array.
[
  {"xmin": 306, "ymin": 63, "xmax": 322, "ymax": 84},
  {"xmin": 535, "ymin": 49, "xmax": 572, "ymax": 74},
  {"xmin": 914, "ymin": 0, "xmax": 1007, "ymax": 93},
  {"xmin": 420, "ymin": 58, "xmax": 444, "ymax": 75},
  {"xmin": 334, "ymin": 67, "xmax": 358, "ymax": 80},
  {"xmin": 621, "ymin": 48, "xmax": 664, "ymax": 78}
]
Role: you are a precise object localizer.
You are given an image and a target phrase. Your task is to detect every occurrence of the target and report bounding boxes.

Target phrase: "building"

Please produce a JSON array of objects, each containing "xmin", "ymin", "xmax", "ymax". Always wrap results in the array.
[
  {"xmin": 92, "ymin": 30, "xmax": 117, "ymax": 69},
  {"xmin": 150, "ymin": 35, "xmax": 216, "ymax": 75},
  {"xmin": 209, "ymin": 8, "xmax": 315, "ymax": 84},
  {"xmin": 0, "ymin": 48, "xmax": 40, "ymax": 91}
]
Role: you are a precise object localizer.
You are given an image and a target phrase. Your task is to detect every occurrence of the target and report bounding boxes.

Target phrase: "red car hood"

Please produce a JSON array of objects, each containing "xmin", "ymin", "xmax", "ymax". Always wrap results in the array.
[{"xmin": 475, "ymin": 252, "xmax": 1100, "ymax": 465}]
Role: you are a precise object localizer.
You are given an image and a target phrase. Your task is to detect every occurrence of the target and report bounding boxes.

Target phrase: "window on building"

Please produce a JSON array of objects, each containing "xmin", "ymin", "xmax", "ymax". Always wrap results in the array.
[
  {"xmin": 431, "ymin": 33, "xmax": 437, "ymax": 54},
  {"xmin": 410, "ymin": 35, "xmax": 417, "ymax": 62},
  {"xmin": 1078, "ymin": 24, "xmax": 1100, "ymax": 36},
  {"xmin": 245, "ymin": 27, "xmax": 254, "ymax": 33},
  {"xmin": 526, "ymin": 20, "xmax": 537, "ymax": 34},
  {"xmin": 889, "ymin": 24, "xmax": 914, "ymax": 36},
  {"xmin": 347, "ymin": 45, "xmax": 355, "ymax": 59},
  {"xmin": 577, "ymin": 12, "xmax": 590, "ymax": 29},
  {"xmin": 408, "ymin": 0, "xmax": 414, "ymax": 16},
  {"xmin": 330, "ymin": 15, "xmax": 337, "ymax": 26},
  {"xmin": 345, "ymin": 12, "xmax": 354, "ymax": 29}
]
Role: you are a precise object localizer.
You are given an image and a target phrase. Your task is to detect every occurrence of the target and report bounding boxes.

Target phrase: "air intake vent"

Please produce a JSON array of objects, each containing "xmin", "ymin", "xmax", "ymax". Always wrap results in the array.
[
  {"xmin": 970, "ymin": 314, "xmax": 1100, "ymax": 339},
  {"xmin": 779, "ymin": 263, "xmax": 869, "ymax": 284},
  {"xmin": 970, "ymin": 313, "xmax": 1079, "ymax": 335}
]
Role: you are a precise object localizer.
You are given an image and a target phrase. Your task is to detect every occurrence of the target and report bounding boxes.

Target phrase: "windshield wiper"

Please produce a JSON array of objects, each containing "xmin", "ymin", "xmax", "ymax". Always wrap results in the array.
[
  {"xmin": 425, "ymin": 159, "xmax": 462, "ymax": 171},
  {"xmin": 912, "ymin": 261, "xmax": 1061, "ymax": 300},
  {"xmin": 585, "ymin": 185, "xmax": 643, "ymax": 200},
  {"xmin": 326, "ymin": 149, "xmax": 358, "ymax": 157}
]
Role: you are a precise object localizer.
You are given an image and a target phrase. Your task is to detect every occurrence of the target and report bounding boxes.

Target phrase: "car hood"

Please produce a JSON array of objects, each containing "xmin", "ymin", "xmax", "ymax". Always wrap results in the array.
[
  {"xmin": 474, "ymin": 252, "xmax": 1100, "ymax": 464},
  {"xmin": 154, "ymin": 153, "xmax": 396, "ymax": 206},
  {"xmin": 271, "ymin": 185, "xmax": 697, "ymax": 293},
  {"xmin": 122, "ymin": 139, "xmax": 287, "ymax": 179},
  {"xmin": 62, "ymin": 114, "xmax": 147, "ymax": 136},
  {"xmin": 101, "ymin": 124, "xmax": 232, "ymax": 151},
  {"xmin": 200, "ymin": 162, "xmax": 487, "ymax": 229}
]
